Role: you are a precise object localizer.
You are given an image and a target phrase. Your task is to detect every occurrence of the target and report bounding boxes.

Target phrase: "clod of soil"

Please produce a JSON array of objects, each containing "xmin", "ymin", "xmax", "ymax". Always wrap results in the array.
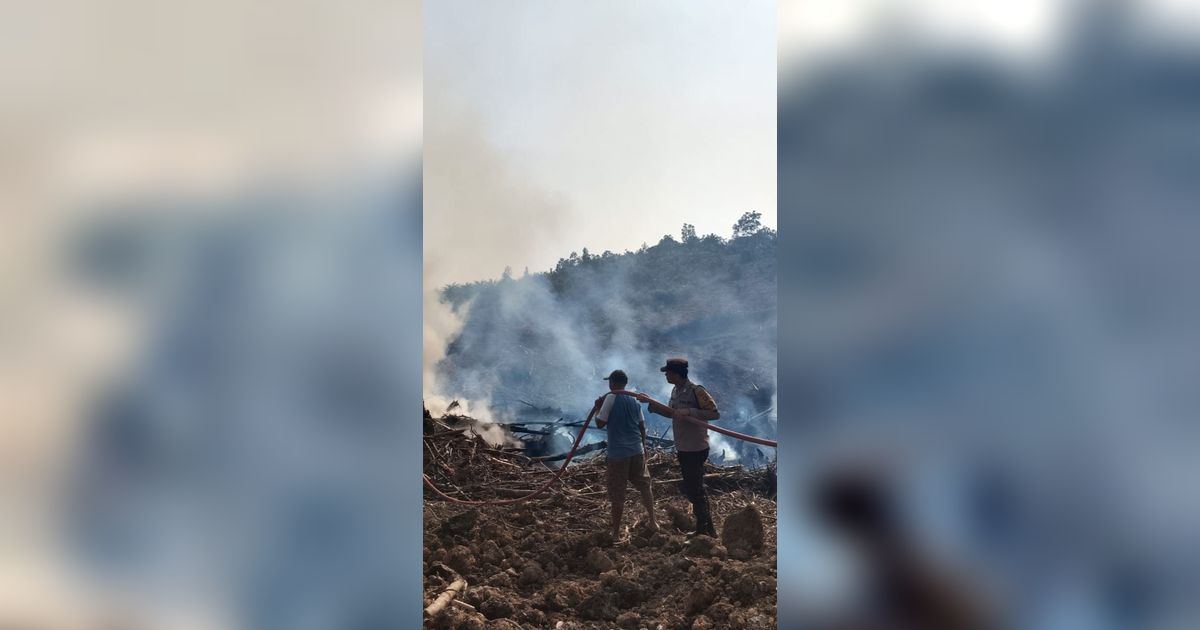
[
  {"xmin": 518, "ymin": 561, "xmax": 545, "ymax": 587},
  {"xmin": 721, "ymin": 504, "xmax": 766, "ymax": 555},
  {"xmin": 441, "ymin": 508, "xmax": 480, "ymax": 536},
  {"xmin": 586, "ymin": 547, "xmax": 616, "ymax": 573},
  {"xmin": 691, "ymin": 530, "xmax": 715, "ymax": 554},
  {"xmin": 615, "ymin": 611, "xmax": 641, "ymax": 628},
  {"xmin": 665, "ymin": 504, "xmax": 695, "ymax": 532}
]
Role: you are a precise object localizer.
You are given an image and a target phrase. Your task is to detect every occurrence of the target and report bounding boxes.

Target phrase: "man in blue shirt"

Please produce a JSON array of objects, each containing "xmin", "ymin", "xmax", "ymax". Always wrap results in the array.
[{"xmin": 594, "ymin": 369, "xmax": 660, "ymax": 540}]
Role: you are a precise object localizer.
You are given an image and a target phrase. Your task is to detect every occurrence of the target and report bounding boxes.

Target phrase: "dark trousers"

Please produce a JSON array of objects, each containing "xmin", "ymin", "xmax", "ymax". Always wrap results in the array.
[{"xmin": 677, "ymin": 448, "xmax": 709, "ymax": 503}]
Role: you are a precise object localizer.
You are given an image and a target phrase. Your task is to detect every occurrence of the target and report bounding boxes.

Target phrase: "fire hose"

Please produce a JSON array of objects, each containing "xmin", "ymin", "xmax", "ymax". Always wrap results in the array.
[
  {"xmin": 422, "ymin": 390, "xmax": 777, "ymax": 505},
  {"xmin": 679, "ymin": 412, "xmax": 779, "ymax": 448}
]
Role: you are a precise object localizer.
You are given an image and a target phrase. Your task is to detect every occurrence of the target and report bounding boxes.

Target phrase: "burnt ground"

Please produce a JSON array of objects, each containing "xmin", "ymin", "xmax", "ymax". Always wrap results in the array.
[{"xmin": 423, "ymin": 417, "xmax": 778, "ymax": 629}]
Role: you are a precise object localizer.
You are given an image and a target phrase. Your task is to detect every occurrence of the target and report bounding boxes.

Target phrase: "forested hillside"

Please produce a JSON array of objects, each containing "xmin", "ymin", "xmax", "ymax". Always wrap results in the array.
[{"xmin": 434, "ymin": 212, "xmax": 776, "ymax": 459}]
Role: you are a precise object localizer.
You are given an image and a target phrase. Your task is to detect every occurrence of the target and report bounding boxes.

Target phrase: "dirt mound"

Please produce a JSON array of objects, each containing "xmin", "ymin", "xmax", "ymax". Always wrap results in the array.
[
  {"xmin": 721, "ymin": 505, "xmax": 766, "ymax": 560},
  {"xmin": 424, "ymin": 416, "xmax": 777, "ymax": 629}
]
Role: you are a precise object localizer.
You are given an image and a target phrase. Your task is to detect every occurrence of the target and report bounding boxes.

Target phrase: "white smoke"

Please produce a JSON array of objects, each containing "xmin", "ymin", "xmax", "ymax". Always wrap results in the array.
[{"xmin": 423, "ymin": 96, "xmax": 568, "ymax": 431}]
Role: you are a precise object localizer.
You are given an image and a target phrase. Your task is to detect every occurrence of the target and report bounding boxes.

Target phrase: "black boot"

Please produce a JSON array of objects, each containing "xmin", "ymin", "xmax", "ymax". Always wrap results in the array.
[
  {"xmin": 688, "ymin": 498, "xmax": 718, "ymax": 538},
  {"xmin": 686, "ymin": 500, "xmax": 704, "ymax": 538},
  {"xmin": 698, "ymin": 500, "xmax": 718, "ymax": 538}
]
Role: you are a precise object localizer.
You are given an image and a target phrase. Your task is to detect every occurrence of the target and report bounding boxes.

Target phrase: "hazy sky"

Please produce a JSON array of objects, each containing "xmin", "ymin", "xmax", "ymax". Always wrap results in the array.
[
  {"xmin": 425, "ymin": 0, "xmax": 776, "ymax": 285},
  {"xmin": 780, "ymin": 0, "xmax": 1200, "ymax": 80}
]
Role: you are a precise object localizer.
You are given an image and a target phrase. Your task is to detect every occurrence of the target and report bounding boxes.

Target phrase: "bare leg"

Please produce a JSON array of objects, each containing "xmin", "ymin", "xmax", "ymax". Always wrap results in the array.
[
  {"xmin": 610, "ymin": 483, "xmax": 626, "ymax": 539},
  {"xmin": 630, "ymin": 456, "xmax": 659, "ymax": 530},
  {"xmin": 630, "ymin": 477, "xmax": 658, "ymax": 530}
]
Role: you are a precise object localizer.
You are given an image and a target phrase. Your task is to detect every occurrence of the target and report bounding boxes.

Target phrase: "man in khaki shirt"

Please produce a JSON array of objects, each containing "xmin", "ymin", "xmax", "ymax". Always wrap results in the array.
[{"xmin": 634, "ymin": 357, "xmax": 721, "ymax": 537}]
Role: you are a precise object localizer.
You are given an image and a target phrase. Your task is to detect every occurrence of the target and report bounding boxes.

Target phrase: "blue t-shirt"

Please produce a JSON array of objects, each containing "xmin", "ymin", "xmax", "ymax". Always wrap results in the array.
[{"xmin": 597, "ymin": 393, "xmax": 644, "ymax": 459}]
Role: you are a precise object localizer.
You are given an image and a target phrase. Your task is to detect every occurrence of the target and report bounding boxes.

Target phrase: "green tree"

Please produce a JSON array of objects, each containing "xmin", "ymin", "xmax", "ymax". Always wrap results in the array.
[
  {"xmin": 681, "ymin": 223, "xmax": 698, "ymax": 243},
  {"xmin": 732, "ymin": 211, "xmax": 764, "ymax": 238}
]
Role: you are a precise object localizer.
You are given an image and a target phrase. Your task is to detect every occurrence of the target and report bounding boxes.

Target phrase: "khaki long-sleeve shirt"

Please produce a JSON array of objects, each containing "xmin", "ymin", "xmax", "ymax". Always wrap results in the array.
[{"xmin": 666, "ymin": 380, "xmax": 719, "ymax": 452}]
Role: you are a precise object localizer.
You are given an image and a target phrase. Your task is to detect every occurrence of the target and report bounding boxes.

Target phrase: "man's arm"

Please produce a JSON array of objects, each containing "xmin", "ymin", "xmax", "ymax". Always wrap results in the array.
[
  {"xmin": 594, "ymin": 394, "xmax": 613, "ymax": 428},
  {"xmin": 633, "ymin": 392, "xmax": 676, "ymax": 418},
  {"xmin": 681, "ymin": 386, "xmax": 720, "ymax": 422},
  {"xmin": 648, "ymin": 400, "xmax": 676, "ymax": 418},
  {"xmin": 683, "ymin": 408, "xmax": 720, "ymax": 422},
  {"xmin": 638, "ymin": 406, "xmax": 648, "ymax": 449}
]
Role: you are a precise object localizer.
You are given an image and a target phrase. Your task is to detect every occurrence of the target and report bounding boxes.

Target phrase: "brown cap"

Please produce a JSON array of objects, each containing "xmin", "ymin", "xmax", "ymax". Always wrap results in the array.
[
  {"xmin": 659, "ymin": 357, "xmax": 688, "ymax": 373},
  {"xmin": 602, "ymin": 369, "xmax": 628, "ymax": 384}
]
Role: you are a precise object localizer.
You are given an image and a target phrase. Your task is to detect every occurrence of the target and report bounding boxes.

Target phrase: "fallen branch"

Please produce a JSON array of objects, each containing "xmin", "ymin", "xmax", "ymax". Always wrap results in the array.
[
  {"xmin": 485, "ymin": 455, "xmax": 524, "ymax": 469},
  {"xmin": 424, "ymin": 578, "xmax": 467, "ymax": 617}
]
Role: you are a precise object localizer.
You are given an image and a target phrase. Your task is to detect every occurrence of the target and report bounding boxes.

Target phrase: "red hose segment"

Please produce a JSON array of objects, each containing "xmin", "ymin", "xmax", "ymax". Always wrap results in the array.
[
  {"xmin": 621, "ymin": 388, "xmax": 778, "ymax": 447},
  {"xmin": 677, "ymin": 415, "xmax": 777, "ymax": 447}
]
